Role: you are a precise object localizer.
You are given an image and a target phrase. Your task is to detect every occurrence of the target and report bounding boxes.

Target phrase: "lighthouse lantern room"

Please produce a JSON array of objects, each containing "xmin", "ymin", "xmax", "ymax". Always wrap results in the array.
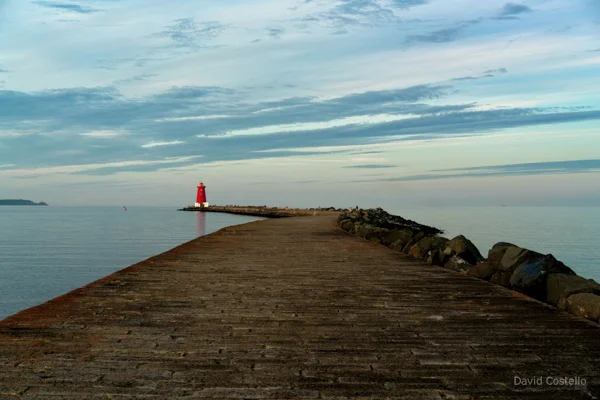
[{"xmin": 195, "ymin": 182, "xmax": 209, "ymax": 208}]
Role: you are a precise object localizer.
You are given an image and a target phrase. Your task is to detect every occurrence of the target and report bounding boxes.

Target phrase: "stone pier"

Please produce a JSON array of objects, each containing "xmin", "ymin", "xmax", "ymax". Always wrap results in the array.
[{"xmin": 0, "ymin": 213, "xmax": 598, "ymax": 399}]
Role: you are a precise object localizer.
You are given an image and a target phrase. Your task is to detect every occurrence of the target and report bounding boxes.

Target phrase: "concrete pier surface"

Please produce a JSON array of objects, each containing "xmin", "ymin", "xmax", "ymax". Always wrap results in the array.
[{"xmin": 1, "ymin": 214, "xmax": 599, "ymax": 399}]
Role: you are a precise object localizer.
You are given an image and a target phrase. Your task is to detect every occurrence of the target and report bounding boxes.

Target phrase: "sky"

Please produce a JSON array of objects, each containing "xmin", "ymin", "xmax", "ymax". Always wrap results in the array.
[{"xmin": 0, "ymin": 0, "xmax": 599, "ymax": 207}]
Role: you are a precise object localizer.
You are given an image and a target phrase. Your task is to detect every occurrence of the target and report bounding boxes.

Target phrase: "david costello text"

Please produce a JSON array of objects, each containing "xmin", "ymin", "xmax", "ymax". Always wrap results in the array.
[{"xmin": 514, "ymin": 376, "xmax": 587, "ymax": 387}]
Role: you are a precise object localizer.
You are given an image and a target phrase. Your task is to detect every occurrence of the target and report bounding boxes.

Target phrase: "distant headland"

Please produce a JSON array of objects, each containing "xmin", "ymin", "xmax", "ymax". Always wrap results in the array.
[{"xmin": 0, "ymin": 199, "xmax": 48, "ymax": 206}]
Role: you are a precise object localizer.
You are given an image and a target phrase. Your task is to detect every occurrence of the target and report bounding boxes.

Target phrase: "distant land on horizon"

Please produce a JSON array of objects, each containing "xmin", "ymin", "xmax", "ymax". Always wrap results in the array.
[{"xmin": 0, "ymin": 199, "xmax": 48, "ymax": 206}]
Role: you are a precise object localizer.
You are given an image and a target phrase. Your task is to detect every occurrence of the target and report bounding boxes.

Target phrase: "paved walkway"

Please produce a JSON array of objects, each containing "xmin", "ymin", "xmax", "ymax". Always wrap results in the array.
[{"xmin": 0, "ymin": 215, "xmax": 598, "ymax": 399}]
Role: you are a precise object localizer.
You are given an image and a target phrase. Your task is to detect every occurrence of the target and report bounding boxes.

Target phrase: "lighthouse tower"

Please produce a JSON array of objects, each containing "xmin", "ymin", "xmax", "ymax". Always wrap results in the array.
[{"xmin": 195, "ymin": 182, "xmax": 209, "ymax": 208}]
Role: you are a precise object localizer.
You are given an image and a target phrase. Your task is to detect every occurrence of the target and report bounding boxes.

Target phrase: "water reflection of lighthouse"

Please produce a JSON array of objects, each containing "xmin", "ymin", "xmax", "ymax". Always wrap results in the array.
[{"xmin": 196, "ymin": 212, "xmax": 206, "ymax": 236}]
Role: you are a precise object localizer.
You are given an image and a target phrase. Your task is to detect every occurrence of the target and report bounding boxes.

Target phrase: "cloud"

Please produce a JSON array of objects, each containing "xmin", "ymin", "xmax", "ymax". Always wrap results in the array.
[
  {"xmin": 141, "ymin": 140, "xmax": 185, "ymax": 148},
  {"xmin": 33, "ymin": 1, "xmax": 99, "ymax": 14},
  {"xmin": 79, "ymin": 130, "xmax": 126, "ymax": 138},
  {"xmin": 0, "ymin": 0, "xmax": 598, "ymax": 208},
  {"xmin": 500, "ymin": 3, "xmax": 534, "ymax": 17},
  {"xmin": 2, "ymin": 79, "xmax": 600, "ymax": 176},
  {"xmin": 334, "ymin": 84, "xmax": 450, "ymax": 104},
  {"xmin": 156, "ymin": 115, "xmax": 231, "ymax": 122},
  {"xmin": 266, "ymin": 27, "xmax": 285, "ymax": 39},
  {"xmin": 153, "ymin": 18, "xmax": 227, "ymax": 49},
  {"xmin": 391, "ymin": 0, "xmax": 428, "ymax": 9},
  {"xmin": 405, "ymin": 19, "xmax": 482, "ymax": 44},
  {"xmin": 451, "ymin": 76, "xmax": 479, "ymax": 81},
  {"xmin": 153, "ymin": 86, "xmax": 235, "ymax": 99},
  {"xmin": 200, "ymin": 114, "xmax": 420, "ymax": 138},
  {"xmin": 381, "ymin": 159, "xmax": 600, "ymax": 181},
  {"xmin": 451, "ymin": 67, "xmax": 508, "ymax": 81},
  {"xmin": 433, "ymin": 159, "xmax": 600, "ymax": 173},
  {"xmin": 484, "ymin": 68, "xmax": 508, "ymax": 74},
  {"xmin": 3, "ymin": 156, "xmax": 203, "ymax": 177},
  {"xmin": 114, "ymin": 74, "xmax": 158, "ymax": 85},
  {"xmin": 494, "ymin": 3, "xmax": 534, "ymax": 20},
  {"xmin": 298, "ymin": 0, "xmax": 400, "ymax": 31},
  {"xmin": 343, "ymin": 164, "xmax": 397, "ymax": 168}
]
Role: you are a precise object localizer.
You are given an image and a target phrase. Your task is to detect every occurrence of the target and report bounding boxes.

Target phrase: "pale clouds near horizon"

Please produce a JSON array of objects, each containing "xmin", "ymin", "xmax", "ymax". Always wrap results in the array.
[{"xmin": 0, "ymin": 0, "xmax": 599, "ymax": 206}]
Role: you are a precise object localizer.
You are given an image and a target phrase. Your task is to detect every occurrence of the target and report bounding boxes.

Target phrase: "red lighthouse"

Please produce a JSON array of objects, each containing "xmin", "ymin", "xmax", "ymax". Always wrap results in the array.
[{"xmin": 195, "ymin": 182, "xmax": 209, "ymax": 208}]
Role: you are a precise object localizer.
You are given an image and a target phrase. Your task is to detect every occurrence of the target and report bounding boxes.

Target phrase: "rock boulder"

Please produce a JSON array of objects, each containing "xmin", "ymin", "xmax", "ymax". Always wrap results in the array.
[
  {"xmin": 444, "ymin": 235, "xmax": 484, "ymax": 265},
  {"xmin": 427, "ymin": 248, "xmax": 449, "ymax": 266},
  {"xmin": 401, "ymin": 231, "xmax": 426, "ymax": 254},
  {"xmin": 466, "ymin": 262, "xmax": 495, "ymax": 281},
  {"xmin": 337, "ymin": 208, "xmax": 443, "ymax": 235},
  {"xmin": 431, "ymin": 236, "xmax": 451, "ymax": 252},
  {"xmin": 546, "ymin": 274, "xmax": 600, "ymax": 309},
  {"xmin": 509, "ymin": 254, "xmax": 575, "ymax": 301},
  {"xmin": 499, "ymin": 247, "xmax": 543, "ymax": 273},
  {"xmin": 355, "ymin": 224, "xmax": 375, "ymax": 239},
  {"xmin": 365, "ymin": 227, "xmax": 389, "ymax": 243},
  {"xmin": 409, "ymin": 236, "xmax": 448, "ymax": 260},
  {"xmin": 339, "ymin": 219, "xmax": 354, "ymax": 232},
  {"xmin": 491, "ymin": 246, "xmax": 544, "ymax": 287},
  {"xmin": 487, "ymin": 242, "xmax": 517, "ymax": 268},
  {"xmin": 390, "ymin": 239, "xmax": 406, "ymax": 252},
  {"xmin": 382, "ymin": 229, "xmax": 414, "ymax": 247},
  {"xmin": 443, "ymin": 256, "xmax": 471, "ymax": 273},
  {"xmin": 565, "ymin": 293, "xmax": 600, "ymax": 322},
  {"xmin": 490, "ymin": 271, "xmax": 512, "ymax": 287}
]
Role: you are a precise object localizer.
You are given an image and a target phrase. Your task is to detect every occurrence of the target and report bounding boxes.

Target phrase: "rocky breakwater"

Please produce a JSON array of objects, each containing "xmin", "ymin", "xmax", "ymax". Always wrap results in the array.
[
  {"xmin": 179, "ymin": 205, "xmax": 342, "ymax": 218},
  {"xmin": 338, "ymin": 208, "xmax": 600, "ymax": 324}
]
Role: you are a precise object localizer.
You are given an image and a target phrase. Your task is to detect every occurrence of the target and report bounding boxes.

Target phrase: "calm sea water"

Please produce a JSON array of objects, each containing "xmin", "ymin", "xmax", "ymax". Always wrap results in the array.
[
  {"xmin": 0, "ymin": 207, "xmax": 263, "ymax": 319},
  {"xmin": 388, "ymin": 206, "xmax": 600, "ymax": 282}
]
